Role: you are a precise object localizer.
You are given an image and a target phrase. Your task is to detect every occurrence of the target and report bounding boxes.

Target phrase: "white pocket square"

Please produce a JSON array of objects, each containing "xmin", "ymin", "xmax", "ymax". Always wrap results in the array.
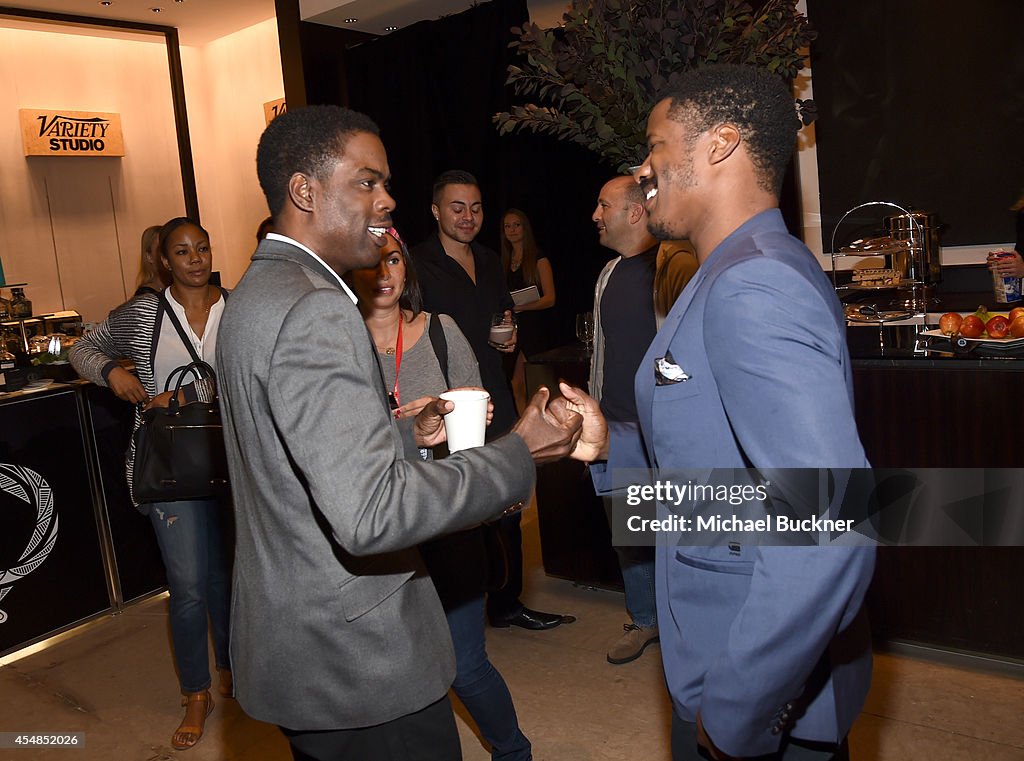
[{"xmin": 655, "ymin": 351, "xmax": 690, "ymax": 385}]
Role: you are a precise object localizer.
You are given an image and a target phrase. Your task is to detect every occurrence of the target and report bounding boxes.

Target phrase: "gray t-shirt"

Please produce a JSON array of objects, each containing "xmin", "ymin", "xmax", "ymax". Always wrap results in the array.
[{"xmin": 377, "ymin": 312, "xmax": 481, "ymax": 409}]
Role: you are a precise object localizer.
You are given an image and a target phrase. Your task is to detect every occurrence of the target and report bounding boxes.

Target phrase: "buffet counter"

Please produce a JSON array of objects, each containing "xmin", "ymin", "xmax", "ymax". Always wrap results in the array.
[
  {"xmin": 527, "ymin": 325, "xmax": 1024, "ymax": 662},
  {"xmin": 0, "ymin": 381, "xmax": 165, "ymax": 657}
]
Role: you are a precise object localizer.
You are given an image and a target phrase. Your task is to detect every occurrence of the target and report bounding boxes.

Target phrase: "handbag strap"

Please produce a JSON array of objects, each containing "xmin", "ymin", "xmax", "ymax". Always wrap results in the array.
[
  {"xmin": 160, "ymin": 291, "xmax": 203, "ymax": 365},
  {"xmin": 163, "ymin": 360, "xmax": 216, "ymax": 411},
  {"xmin": 427, "ymin": 313, "xmax": 451, "ymax": 388}
]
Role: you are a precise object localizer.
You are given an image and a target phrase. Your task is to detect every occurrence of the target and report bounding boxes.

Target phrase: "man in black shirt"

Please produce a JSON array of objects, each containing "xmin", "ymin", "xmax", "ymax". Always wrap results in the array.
[
  {"xmin": 413, "ymin": 170, "xmax": 570, "ymax": 631},
  {"xmin": 589, "ymin": 175, "xmax": 697, "ymax": 664}
]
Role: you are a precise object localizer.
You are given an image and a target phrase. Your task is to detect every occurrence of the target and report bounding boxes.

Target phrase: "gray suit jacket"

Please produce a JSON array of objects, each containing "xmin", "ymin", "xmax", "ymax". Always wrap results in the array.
[{"xmin": 216, "ymin": 238, "xmax": 535, "ymax": 730}]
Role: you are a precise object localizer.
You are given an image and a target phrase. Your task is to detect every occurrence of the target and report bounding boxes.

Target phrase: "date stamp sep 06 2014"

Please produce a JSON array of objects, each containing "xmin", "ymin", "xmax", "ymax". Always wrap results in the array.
[{"xmin": 0, "ymin": 733, "xmax": 85, "ymax": 748}]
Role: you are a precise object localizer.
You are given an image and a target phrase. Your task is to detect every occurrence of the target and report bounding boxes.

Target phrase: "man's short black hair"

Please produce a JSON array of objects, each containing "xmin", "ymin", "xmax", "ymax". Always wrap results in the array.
[
  {"xmin": 431, "ymin": 170, "xmax": 479, "ymax": 206},
  {"xmin": 256, "ymin": 105, "xmax": 380, "ymax": 216},
  {"xmin": 660, "ymin": 64, "xmax": 799, "ymax": 196}
]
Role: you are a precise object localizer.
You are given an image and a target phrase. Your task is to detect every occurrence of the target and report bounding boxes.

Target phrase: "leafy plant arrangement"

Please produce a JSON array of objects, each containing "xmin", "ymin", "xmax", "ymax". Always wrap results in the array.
[{"xmin": 494, "ymin": 0, "xmax": 815, "ymax": 172}]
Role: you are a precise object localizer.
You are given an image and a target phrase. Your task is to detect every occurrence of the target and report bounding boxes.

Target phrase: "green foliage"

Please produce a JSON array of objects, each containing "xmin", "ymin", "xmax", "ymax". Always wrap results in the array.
[{"xmin": 494, "ymin": 0, "xmax": 815, "ymax": 172}]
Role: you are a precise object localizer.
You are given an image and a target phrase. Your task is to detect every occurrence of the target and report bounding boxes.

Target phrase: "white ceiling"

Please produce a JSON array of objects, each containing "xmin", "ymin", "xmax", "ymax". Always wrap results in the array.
[
  {"xmin": 0, "ymin": 0, "xmax": 569, "ymax": 44},
  {"xmin": 0, "ymin": 0, "xmax": 276, "ymax": 44},
  {"xmin": 301, "ymin": 0, "xmax": 569, "ymax": 35}
]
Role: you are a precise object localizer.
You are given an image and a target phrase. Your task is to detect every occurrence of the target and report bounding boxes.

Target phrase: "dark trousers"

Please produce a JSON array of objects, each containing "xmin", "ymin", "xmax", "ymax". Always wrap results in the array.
[
  {"xmin": 671, "ymin": 711, "xmax": 849, "ymax": 761},
  {"xmin": 446, "ymin": 594, "xmax": 531, "ymax": 760},
  {"xmin": 485, "ymin": 512, "xmax": 524, "ymax": 621},
  {"xmin": 282, "ymin": 695, "xmax": 462, "ymax": 761}
]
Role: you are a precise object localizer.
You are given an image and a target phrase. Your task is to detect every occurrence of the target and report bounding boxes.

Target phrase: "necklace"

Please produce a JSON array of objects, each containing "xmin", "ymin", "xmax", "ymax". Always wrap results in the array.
[
  {"xmin": 177, "ymin": 286, "xmax": 217, "ymax": 316},
  {"xmin": 377, "ymin": 311, "xmax": 403, "ymax": 355}
]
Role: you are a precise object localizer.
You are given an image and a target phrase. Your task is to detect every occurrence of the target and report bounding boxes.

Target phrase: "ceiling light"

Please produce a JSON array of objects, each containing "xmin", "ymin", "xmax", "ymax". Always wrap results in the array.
[
  {"xmin": 343, "ymin": 18, "xmax": 357, "ymax": 23},
  {"xmin": 150, "ymin": 6, "xmax": 162, "ymax": 11},
  {"xmin": 384, "ymin": 25, "xmax": 398, "ymax": 31},
  {"xmin": 98, "ymin": 0, "xmax": 112, "ymax": 5}
]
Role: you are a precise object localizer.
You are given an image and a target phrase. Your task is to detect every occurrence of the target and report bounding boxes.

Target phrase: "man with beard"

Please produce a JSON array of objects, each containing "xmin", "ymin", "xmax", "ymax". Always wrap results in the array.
[
  {"xmin": 560, "ymin": 64, "xmax": 875, "ymax": 761},
  {"xmin": 589, "ymin": 175, "xmax": 697, "ymax": 664},
  {"xmin": 217, "ymin": 107, "xmax": 581, "ymax": 760},
  {"xmin": 413, "ymin": 170, "xmax": 571, "ymax": 632}
]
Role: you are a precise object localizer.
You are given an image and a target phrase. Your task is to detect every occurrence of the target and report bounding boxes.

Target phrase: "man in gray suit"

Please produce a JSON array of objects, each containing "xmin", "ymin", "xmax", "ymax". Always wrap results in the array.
[
  {"xmin": 560, "ymin": 65, "xmax": 874, "ymax": 761},
  {"xmin": 216, "ymin": 105, "xmax": 581, "ymax": 760}
]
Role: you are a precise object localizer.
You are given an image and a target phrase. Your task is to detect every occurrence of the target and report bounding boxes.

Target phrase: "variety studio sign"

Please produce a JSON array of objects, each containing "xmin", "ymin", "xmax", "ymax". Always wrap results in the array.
[{"xmin": 19, "ymin": 109, "xmax": 125, "ymax": 157}]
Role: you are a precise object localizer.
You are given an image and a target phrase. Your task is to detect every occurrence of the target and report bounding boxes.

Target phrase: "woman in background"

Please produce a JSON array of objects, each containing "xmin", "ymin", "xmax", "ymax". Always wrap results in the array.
[
  {"xmin": 500, "ymin": 209, "xmax": 555, "ymax": 414},
  {"xmin": 134, "ymin": 225, "xmax": 170, "ymax": 297},
  {"xmin": 349, "ymin": 227, "xmax": 533, "ymax": 761},
  {"xmin": 987, "ymin": 194, "xmax": 1024, "ymax": 276},
  {"xmin": 71, "ymin": 217, "xmax": 231, "ymax": 751}
]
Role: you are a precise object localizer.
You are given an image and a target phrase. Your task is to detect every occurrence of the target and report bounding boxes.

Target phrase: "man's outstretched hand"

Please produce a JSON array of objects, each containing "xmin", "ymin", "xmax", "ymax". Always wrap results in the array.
[
  {"xmin": 511, "ymin": 386, "xmax": 583, "ymax": 464},
  {"xmin": 549, "ymin": 382, "xmax": 609, "ymax": 462}
]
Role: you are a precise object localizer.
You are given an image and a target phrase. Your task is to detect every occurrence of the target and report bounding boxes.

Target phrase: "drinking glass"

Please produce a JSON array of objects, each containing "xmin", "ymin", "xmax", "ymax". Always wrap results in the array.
[
  {"xmin": 576, "ymin": 311, "xmax": 594, "ymax": 349},
  {"xmin": 489, "ymin": 312, "xmax": 516, "ymax": 348}
]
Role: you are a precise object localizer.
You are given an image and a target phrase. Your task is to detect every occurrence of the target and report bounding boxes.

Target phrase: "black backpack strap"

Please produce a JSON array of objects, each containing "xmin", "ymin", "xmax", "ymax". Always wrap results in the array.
[{"xmin": 427, "ymin": 313, "xmax": 451, "ymax": 388}]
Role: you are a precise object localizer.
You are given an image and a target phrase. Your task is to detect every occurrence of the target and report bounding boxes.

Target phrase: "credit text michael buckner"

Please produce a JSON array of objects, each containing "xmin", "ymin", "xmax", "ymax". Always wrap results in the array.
[{"xmin": 626, "ymin": 515, "xmax": 856, "ymax": 533}]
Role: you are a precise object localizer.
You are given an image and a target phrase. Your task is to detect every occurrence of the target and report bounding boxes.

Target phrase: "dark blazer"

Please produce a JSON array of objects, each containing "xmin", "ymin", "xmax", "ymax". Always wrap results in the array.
[
  {"xmin": 216, "ymin": 237, "xmax": 535, "ymax": 730},
  {"xmin": 412, "ymin": 235, "xmax": 517, "ymax": 434}
]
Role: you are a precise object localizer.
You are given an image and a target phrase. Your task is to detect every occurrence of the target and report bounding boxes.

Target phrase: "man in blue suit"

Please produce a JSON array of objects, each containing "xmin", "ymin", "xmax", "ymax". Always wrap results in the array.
[{"xmin": 560, "ymin": 64, "xmax": 874, "ymax": 760}]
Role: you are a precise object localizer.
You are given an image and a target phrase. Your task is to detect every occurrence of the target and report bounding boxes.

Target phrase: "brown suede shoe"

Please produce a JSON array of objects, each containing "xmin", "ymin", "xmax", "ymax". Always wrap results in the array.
[{"xmin": 607, "ymin": 623, "xmax": 659, "ymax": 665}]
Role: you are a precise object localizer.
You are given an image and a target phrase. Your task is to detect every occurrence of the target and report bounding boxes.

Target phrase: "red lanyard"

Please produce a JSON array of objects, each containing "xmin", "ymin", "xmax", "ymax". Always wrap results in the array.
[{"xmin": 390, "ymin": 316, "xmax": 404, "ymax": 416}]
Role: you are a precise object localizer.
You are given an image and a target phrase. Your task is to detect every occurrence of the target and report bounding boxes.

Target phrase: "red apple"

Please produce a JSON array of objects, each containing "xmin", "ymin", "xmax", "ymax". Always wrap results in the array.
[
  {"xmin": 960, "ymin": 315, "xmax": 985, "ymax": 338},
  {"xmin": 1011, "ymin": 315, "xmax": 1024, "ymax": 338},
  {"xmin": 1010, "ymin": 307, "xmax": 1024, "ymax": 323},
  {"xmin": 938, "ymin": 312, "xmax": 963, "ymax": 336},
  {"xmin": 986, "ymin": 316, "xmax": 1010, "ymax": 338}
]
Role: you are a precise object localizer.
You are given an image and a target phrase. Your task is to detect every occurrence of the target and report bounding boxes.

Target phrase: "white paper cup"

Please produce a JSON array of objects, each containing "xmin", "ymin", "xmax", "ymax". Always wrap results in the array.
[{"xmin": 440, "ymin": 389, "xmax": 490, "ymax": 452}]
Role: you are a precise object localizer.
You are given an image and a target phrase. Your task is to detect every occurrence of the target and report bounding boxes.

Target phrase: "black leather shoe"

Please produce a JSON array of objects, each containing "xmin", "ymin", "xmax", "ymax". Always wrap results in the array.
[{"xmin": 491, "ymin": 607, "xmax": 567, "ymax": 630}]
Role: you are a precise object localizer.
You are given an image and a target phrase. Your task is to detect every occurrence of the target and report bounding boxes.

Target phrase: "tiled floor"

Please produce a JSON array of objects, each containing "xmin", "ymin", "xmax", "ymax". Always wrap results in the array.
[{"xmin": 1, "ymin": 511, "xmax": 1022, "ymax": 761}]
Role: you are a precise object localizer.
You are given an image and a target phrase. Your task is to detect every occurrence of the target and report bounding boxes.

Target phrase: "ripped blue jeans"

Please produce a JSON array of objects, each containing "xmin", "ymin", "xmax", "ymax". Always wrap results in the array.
[{"xmin": 149, "ymin": 499, "xmax": 231, "ymax": 694}]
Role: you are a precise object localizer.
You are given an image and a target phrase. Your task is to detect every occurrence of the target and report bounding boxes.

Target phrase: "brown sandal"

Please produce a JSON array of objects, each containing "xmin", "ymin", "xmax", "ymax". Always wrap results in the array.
[{"xmin": 172, "ymin": 690, "xmax": 214, "ymax": 750}]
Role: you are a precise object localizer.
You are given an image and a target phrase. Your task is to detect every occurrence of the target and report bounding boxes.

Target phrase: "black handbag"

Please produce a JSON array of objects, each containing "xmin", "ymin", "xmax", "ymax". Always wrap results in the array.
[{"xmin": 130, "ymin": 295, "xmax": 230, "ymax": 504}]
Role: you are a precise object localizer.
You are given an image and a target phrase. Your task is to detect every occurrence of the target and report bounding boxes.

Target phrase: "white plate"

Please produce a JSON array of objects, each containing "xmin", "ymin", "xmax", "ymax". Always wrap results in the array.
[
  {"xmin": 919, "ymin": 328, "xmax": 1024, "ymax": 346},
  {"xmin": 843, "ymin": 279, "xmax": 915, "ymax": 291}
]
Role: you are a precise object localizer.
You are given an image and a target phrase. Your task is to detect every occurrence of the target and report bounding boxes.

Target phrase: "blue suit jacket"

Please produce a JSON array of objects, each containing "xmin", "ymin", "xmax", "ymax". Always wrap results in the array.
[{"xmin": 595, "ymin": 210, "xmax": 874, "ymax": 757}]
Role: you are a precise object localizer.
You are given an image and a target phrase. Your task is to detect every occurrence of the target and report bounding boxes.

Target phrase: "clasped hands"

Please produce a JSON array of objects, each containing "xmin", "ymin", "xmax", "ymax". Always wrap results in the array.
[{"xmin": 411, "ymin": 381, "xmax": 609, "ymax": 465}]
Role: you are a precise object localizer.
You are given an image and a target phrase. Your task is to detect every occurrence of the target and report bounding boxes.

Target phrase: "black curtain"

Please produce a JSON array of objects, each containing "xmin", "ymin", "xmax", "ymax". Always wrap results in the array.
[
  {"xmin": 337, "ymin": 0, "xmax": 613, "ymax": 349},
  {"xmin": 806, "ymin": 0, "xmax": 1024, "ymax": 247}
]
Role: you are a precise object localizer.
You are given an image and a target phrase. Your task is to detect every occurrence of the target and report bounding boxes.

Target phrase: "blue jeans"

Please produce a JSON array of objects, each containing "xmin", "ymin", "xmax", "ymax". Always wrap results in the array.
[
  {"xmin": 603, "ymin": 496, "xmax": 657, "ymax": 628},
  {"xmin": 445, "ymin": 594, "xmax": 532, "ymax": 761},
  {"xmin": 616, "ymin": 545, "xmax": 657, "ymax": 628},
  {"xmin": 149, "ymin": 499, "xmax": 231, "ymax": 694}
]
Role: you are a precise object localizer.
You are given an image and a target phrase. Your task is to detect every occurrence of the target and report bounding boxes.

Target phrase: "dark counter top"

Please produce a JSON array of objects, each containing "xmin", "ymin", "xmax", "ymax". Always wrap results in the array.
[
  {"xmin": 531, "ymin": 330, "xmax": 1024, "ymax": 371},
  {"xmin": 847, "ymin": 325, "xmax": 1024, "ymax": 368},
  {"xmin": 529, "ymin": 342, "xmax": 593, "ymax": 365},
  {"xmin": 0, "ymin": 379, "xmax": 81, "ymax": 406}
]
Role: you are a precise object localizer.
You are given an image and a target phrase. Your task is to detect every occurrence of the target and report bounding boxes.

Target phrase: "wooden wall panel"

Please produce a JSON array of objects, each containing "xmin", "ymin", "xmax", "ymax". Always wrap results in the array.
[{"xmin": 0, "ymin": 21, "xmax": 184, "ymax": 321}]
